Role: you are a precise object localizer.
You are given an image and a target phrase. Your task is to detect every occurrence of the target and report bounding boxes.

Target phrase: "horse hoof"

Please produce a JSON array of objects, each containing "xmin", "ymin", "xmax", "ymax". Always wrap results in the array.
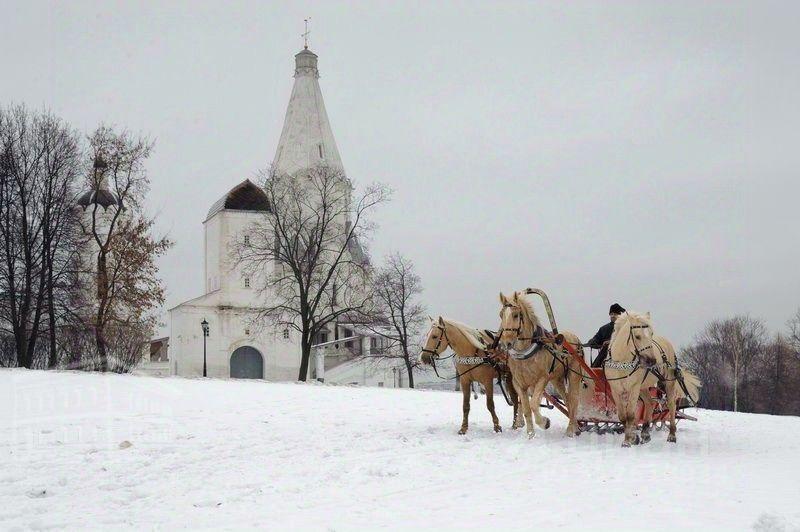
[
  {"xmin": 544, "ymin": 418, "xmax": 551, "ymax": 430},
  {"xmin": 667, "ymin": 434, "xmax": 676, "ymax": 443},
  {"xmin": 641, "ymin": 432, "xmax": 651, "ymax": 443},
  {"xmin": 621, "ymin": 441, "xmax": 631, "ymax": 448},
  {"xmin": 527, "ymin": 431, "xmax": 535, "ymax": 439},
  {"xmin": 494, "ymin": 426, "xmax": 502, "ymax": 433},
  {"xmin": 458, "ymin": 428, "xmax": 467, "ymax": 435},
  {"xmin": 633, "ymin": 434, "xmax": 641, "ymax": 445}
]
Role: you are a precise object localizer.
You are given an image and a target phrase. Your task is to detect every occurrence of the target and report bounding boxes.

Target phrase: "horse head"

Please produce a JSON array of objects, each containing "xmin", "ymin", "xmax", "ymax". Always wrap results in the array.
[
  {"xmin": 497, "ymin": 291, "xmax": 533, "ymax": 352},
  {"xmin": 610, "ymin": 311, "xmax": 656, "ymax": 364},
  {"xmin": 419, "ymin": 316, "xmax": 452, "ymax": 365}
]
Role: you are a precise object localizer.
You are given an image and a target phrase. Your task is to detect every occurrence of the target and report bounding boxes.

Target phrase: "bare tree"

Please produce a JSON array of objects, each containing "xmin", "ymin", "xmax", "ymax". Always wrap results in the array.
[
  {"xmin": 683, "ymin": 316, "xmax": 767, "ymax": 412},
  {"xmin": 0, "ymin": 105, "xmax": 81, "ymax": 368},
  {"xmin": 788, "ymin": 308, "xmax": 800, "ymax": 356},
  {"xmin": 361, "ymin": 253, "xmax": 426, "ymax": 388},
  {"xmin": 236, "ymin": 164, "xmax": 390, "ymax": 381},
  {"xmin": 78, "ymin": 126, "xmax": 171, "ymax": 371},
  {"xmin": 761, "ymin": 334, "xmax": 798, "ymax": 415}
]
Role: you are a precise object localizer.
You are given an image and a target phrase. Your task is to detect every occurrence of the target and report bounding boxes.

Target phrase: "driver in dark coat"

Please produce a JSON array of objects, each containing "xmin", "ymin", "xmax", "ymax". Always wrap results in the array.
[{"xmin": 586, "ymin": 303, "xmax": 626, "ymax": 368}]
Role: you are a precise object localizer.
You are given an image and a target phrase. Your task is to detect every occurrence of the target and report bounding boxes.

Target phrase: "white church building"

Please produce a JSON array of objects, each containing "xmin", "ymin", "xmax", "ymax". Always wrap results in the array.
[{"xmin": 162, "ymin": 46, "xmax": 407, "ymax": 385}]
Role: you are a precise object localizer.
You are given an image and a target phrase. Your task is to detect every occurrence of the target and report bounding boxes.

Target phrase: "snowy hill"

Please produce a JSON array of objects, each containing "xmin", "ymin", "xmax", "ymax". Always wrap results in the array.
[{"xmin": 1, "ymin": 370, "xmax": 798, "ymax": 531}]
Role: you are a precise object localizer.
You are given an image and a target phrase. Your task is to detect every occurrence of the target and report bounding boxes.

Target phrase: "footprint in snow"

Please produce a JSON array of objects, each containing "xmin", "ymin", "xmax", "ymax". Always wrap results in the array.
[{"xmin": 193, "ymin": 501, "xmax": 223, "ymax": 508}]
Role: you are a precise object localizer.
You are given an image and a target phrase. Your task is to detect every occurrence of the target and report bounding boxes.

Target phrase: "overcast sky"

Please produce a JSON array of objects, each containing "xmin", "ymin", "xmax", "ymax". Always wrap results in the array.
[{"xmin": 2, "ymin": 1, "xmax": 798, "ymax": 347}]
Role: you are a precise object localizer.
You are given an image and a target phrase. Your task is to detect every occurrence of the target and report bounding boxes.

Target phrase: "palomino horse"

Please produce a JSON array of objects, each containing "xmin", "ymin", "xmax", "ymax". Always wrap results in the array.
[
  {"xmin": 497, "ymin": 291, "xmax": 584, "ymax": 438},
  {"xmin": 606, "ymin": 311, "xmax": 701, "ymax": 446},
  {"xmin": 419, "ymin": 317, "xmax": 518, "ymax": 434}
]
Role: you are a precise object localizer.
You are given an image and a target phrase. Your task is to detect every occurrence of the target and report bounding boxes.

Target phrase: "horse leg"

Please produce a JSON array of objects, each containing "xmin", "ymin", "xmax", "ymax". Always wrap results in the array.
[
  {"xmin": 506, "ymin": 372, "xmax": 521, "ymax": 429},
  {"xmin": 552, "ymin": 378, "xmax": 574, "ymax": 436},
  {"xmin": 666, "ymin": 380, "xmax": 678, "ymax": 443},
  {"xmin": 620, "ymin": 389, "xmax": 638, "ymax": 447},
  {"xmin": 484, "ymin": 377, "xmax": 501, "ymax": 433},
  {"xmin": 640, "ymin": 389, "xmax": 654, "ymax": 443},
  {"xmin": 458, "ymin": 377, "xmax": 471, "ymax": 435},
  {"xmin": 618, "ymin": 401, "xmax": 632, "ymax": 447},
  {"xmin": 517, "ymin": 382, "xmax": 535, "ymax": 438},
  {"xmin": 563, "ymin": 363, "xmax": 583, "ymax": 437},
  {"xmin": 531, "ymin": 378, "xmax": 550, "ymax": 430},
  {"xmin": 628, "ymin": 395, "xmax": 641, "ymax": 446}
]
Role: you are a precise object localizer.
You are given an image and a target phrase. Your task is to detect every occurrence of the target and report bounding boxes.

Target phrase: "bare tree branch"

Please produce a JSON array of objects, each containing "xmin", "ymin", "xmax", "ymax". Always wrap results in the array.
[{"xmin": 234, "ymin": 164, "xmax": 390, "ymax": 381}]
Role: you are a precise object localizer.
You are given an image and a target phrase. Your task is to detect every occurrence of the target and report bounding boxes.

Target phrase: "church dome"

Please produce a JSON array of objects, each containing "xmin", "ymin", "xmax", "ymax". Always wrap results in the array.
[
  {"xmin": 77, "ymin": 155, "xmax": 120, "ymax": 210},
  {"xmin": 77, "ymin": 188, "xmax": 119, "ymax": 210},
  {"xmin": 206, "ymin": 179, "xmax": 271, "ymax": 220}
]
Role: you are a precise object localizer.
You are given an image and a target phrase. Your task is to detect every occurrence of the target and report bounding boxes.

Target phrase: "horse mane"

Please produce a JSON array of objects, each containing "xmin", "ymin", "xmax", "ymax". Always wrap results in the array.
[
  {"xmin": 614, "ymin": 310, "xmax": 651, "ymax": 330},
  {"xmin": 514, "ymin": 291, "xmax": 544, "ymax": 330},
  {"xmin": 440, "ymin": 317, "xmax": 489, "ymax": 351}
]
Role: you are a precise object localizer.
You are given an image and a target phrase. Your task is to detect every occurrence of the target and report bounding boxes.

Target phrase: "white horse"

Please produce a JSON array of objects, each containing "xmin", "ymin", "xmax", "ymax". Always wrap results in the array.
[{"xmin": 606, "ymin": 311, "xmax": 701, "ymax": 446}]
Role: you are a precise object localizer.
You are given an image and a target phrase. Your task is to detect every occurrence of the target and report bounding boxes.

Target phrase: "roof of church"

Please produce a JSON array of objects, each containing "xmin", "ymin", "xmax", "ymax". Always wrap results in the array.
[
  {"xmin": 77, "ymin": 188, "xmax": 119, "ymax": 209},
  {"xmin": 206, "ymin": 179, "xmax": 270, "ymax": 220},
  {"xmin": 77, "ymin": 156, "xmax": 120, "ymax": 210},
  {"xmin": 272, "ymin": 48, "xmax": 344, "ymax": 176}
]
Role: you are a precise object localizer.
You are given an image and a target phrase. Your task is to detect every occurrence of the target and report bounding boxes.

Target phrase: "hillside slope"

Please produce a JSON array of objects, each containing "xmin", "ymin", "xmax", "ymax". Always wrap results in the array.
[{"xmin": 1, "ymin": 369, "xmax": 798, "ymax": 530}]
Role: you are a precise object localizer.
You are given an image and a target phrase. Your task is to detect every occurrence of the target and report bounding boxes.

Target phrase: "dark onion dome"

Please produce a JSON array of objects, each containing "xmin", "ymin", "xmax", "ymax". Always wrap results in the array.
[
  {"xmin": 77, "ymin": 155, "xmax": 120, "ymax": 210},
  {"xmin": 206, "ymin": 179, "xmax": 271, "ymax": 220},
  {"xmin": 77, "ymin": 188, "xmax": 119, "ymax": 209}
]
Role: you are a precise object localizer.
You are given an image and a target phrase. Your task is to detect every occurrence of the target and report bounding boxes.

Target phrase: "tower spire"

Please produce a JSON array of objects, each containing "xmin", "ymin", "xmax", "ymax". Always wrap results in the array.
[
  {"xmin": 272, "ymin": 46, "xmax": 344, "ymax": 176},
  {"xmin": 302, "ymin": 18, "xmax": 311, "ymax": 50}
]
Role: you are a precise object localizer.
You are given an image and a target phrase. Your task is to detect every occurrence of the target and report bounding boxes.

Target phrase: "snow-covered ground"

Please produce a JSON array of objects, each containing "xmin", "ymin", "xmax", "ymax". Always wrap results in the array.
[{"xmin": 1, "ymin": 369, "xmax": 798, "ymax": 531}]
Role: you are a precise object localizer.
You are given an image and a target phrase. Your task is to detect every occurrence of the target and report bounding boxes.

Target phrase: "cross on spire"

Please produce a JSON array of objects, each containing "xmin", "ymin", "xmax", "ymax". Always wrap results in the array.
[{"xmin": 302, "ymin": 18, "xmax": 311, "ymax": 49}]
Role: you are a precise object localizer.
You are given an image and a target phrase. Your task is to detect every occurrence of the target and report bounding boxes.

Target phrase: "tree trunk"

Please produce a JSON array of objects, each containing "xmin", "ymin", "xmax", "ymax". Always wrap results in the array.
[
  {"xmin": 47, "ymin": 254, "xmax": 57, "ymax": 368},
  {"xmin": 404, "ymin": 356, "xmax": 415, "ymax": 389},
  {"xmin": 16, "ymin": 328, "xmax": 31, "ymax": 369},
  {"xmin": 95, "ymin": 251, "xmax": 108, "ymax": 372},
  {"xmin": 733, "ymin": 355, "xmax": 739, "ymax": 413},
  {"xmin": 774, "ymin": 347, "xmax": 782, "ymax": 415},
  {"xmin": 95, "ymin": 325, "xmax": 107, "ymax": 372},
  {"xmin": 298, "ymin": 337, "xmax": 311, "ymax": 381}
]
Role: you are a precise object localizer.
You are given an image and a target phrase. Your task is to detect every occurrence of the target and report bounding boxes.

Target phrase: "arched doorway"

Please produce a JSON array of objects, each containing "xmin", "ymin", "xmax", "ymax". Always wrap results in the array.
[{"xmin": 230, "ymin": 346, "xmax": 264, "ymax": 379}]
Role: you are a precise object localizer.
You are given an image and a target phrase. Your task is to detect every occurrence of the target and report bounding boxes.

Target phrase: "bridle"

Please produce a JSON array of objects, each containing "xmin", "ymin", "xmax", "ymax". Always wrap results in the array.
[
  {"xmin": 604, "ymin": 320, "xmax": 654, "ymax": 372},
  {"xmin": 626, "ymin": 323, "xmax": 654, "ymax": 359},
  {"xmin": 421, "ymin": 323, "xmax": 450, "ymax": 360},
  {"xmin": 499, "ymin": 302, "xmax": 536, "ymax": 349}
]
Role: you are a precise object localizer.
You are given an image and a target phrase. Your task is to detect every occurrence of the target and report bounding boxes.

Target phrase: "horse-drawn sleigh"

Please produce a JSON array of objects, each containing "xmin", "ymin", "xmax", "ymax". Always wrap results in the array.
[{"xmin": 420, "ymin": 288, "xmax": 701, "ymax": 447}]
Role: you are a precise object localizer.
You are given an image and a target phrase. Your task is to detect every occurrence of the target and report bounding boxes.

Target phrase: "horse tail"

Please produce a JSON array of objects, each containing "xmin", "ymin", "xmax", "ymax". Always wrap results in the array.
[{"xmin": 676, "ymin": 368, "xmax": 702, "ymax": 405}]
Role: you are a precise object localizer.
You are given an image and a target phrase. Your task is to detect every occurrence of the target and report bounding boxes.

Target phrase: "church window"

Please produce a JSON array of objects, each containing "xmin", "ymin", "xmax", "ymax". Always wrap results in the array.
[
  {"xmin": 244, "ymin": 277, "xmax": 251, "ymax": 288},
  {"xmin": 370, "ymin": 336, "xmax": 382, "ymax": 354},
  {"xmin": 245, "ymin": 328, "xmax": 250, "ymax": 336},
  {"xmin": 283, "ymin": 328, "xmax": 290, "ymax": 339},
  {"xmin": 318, "ymin": 144, "xmax": 324, "ymax": 159},
  {"xmin": 244, "ymin": 234, "xmax": 250, "ymax": 246}
]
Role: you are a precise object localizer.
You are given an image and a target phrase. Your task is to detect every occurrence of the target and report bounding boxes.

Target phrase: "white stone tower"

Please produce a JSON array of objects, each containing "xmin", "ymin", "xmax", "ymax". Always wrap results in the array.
[
  {"xmin": 75, "ymin": 156, "xmax": 122, "ymax": 305},
  {"xmin": 273, "ymin": 47, "xmax": 344, "ymax": 176}
]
